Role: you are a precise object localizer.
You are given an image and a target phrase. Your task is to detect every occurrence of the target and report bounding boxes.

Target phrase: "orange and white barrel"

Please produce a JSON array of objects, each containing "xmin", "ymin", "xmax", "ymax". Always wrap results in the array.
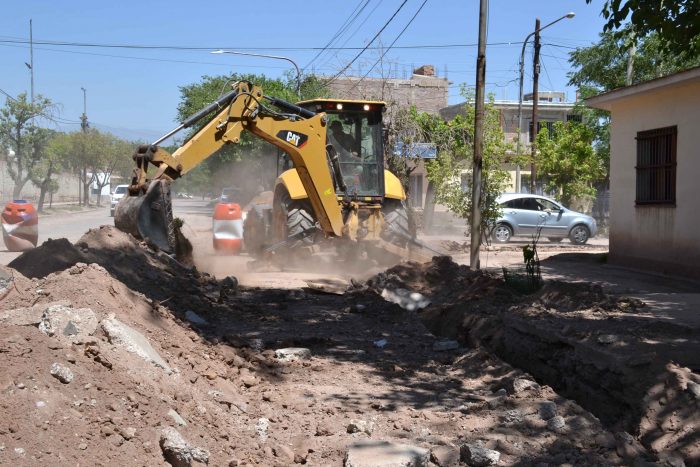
[
  {"xmin": 2, "ymin": 200, "xmax": 39, "ymax": 252},
  {"xmin": 213, "ymin": 202, "xmax": 243, "ymax": 254}
]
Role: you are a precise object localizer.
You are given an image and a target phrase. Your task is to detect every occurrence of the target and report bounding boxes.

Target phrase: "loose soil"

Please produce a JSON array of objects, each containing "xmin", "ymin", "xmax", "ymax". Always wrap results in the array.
[{"xmin": 0, "ymin": 226, "xmax": 697, "ymax": 466}]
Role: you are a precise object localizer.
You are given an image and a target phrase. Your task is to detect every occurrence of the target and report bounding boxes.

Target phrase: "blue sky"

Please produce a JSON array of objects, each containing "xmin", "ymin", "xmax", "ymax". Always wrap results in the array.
[{"xmin": 0, "ymin": 1, "xmax": 607, "ymax": 141}]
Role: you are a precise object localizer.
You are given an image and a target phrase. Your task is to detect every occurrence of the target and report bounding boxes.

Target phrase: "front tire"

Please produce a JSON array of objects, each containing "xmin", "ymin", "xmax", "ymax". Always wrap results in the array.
[
  {"xmin": 381, "ymin": 200, "xmax": 414, "ymax": 247},
  {"xmin": 273, "ymin": 190, "xmax": 317, "ymax": 249},
  {"xmin": 569, "ymin": 225, "xmax": 590, "ymax": 245},
  {"xmin": 493, "ymin": 223, "xmax": 512, "ymax": 243}
]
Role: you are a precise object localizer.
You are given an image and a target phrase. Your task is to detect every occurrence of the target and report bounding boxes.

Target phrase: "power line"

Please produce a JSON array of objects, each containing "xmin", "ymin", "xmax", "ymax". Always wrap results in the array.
[
  {"xmin": 0, "ymin": 36, "xmax": 534, "ymax": 51},
  {"xmin": 349, "ymin": 0, "xmax": 429, "ymax": 92},
  {"xmin": 324, "ymin": 0, "xmax": 410, "ymax": 86},
  {"xmin": 317, "ymin": 0, "xmax": 385, "ymax": 71},
  {"xmin": 303, "ymin": 0, "xmax": 370, "ymax": 72}
]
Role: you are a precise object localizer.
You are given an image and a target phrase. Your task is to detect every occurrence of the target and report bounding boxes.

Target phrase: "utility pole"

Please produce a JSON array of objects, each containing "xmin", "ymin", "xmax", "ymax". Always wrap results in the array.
[
  {"xmin": 80, "ymin": 87, "xmax": 88, "ymax": 132},
  {"xmin": 29, "ymin": 19, "xmax": 34, "ymax": 103},
  {"xmin": 529, "ymin": 18, "xmax": 541, "ymax": 193},
  {"xmin": 470, "ymin": 0, "xmax": 488, "ymax": 270}
]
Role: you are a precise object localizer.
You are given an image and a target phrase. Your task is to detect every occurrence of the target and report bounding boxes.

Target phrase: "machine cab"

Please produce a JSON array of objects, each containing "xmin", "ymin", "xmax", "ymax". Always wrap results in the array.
[{"xmin": 297, "ymin": 99, "xmax": 386, "ymax": 200}]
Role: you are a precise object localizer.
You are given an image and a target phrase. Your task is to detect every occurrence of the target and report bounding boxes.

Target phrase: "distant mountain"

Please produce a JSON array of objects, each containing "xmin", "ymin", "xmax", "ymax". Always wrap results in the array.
[{"xmin": 91, "ymin": 122, "xmax": 165, "ymax": 143}]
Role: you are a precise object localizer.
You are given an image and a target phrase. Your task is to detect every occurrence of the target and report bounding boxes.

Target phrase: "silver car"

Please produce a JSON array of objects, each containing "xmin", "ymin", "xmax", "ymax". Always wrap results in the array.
[{"xmin": 492, "ymin": 193, "xmax": 597, "ymax": 244}]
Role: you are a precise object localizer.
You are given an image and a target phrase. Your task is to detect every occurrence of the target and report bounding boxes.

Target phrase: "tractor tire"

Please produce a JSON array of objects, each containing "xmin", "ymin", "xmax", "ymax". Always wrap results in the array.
[
  {"xmin": 381, "ymin": 200, "xmax": 414, "ymax": 247},
  {"xmin": 273, "ymin": 190, "xmax": 317, "ymax": 249}
]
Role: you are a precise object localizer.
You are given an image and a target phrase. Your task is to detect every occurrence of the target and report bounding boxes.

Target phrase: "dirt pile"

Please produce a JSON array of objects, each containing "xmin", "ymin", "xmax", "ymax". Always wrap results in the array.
[
  {"xmin": 361, "ymin": 256, "xmax": 700, "ymax": 464},
  {"xmin": 1, "ymin": 232, "xmax": 632, "ymax": 465}
]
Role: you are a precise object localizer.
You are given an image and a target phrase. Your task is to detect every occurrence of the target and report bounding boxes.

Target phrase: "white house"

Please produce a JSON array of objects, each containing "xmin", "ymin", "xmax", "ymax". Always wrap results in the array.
[{"xmin": 586, "ymin": 66, "xmax": 700, "ymax": 279}]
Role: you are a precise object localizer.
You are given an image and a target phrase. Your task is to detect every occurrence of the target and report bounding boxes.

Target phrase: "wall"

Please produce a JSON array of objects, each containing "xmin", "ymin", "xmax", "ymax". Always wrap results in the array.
[
  {"xmin": 329, "ymin": 74, "xmax": 449, "ymax": 116},
  {"xmin": 607, "ymin": 80, "xmax": 700, "ymax": 278},
  {"xmin": 0, "ymin": 162, "xmax": 81, "ymax": 205}
]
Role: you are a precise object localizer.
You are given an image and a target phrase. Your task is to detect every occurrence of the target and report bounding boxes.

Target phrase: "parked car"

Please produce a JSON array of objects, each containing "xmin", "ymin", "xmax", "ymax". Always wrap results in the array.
[
  {"xmin": 110, "ymin": 184, "xmax": 129, "ymax": 217},
  {"xmin": 492, "ymin": 193, "xmax": 597, "ymax": 244}
]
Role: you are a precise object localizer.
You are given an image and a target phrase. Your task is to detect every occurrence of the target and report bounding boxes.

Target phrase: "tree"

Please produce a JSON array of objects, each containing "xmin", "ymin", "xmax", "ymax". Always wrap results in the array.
[
  {"xmin": 568, "ymin": 29, "xmax": 700, "ymax": 182},
  {"xmin": 417, "ymin": 88, "xmax": 511, "ymax": 239},
  {"xmin": 535, "ymin": 121, "xmax": 604, "ymax": 208},
  {"xmin": 586, "ymin": 0, "xmax": 700, "ymax": 55},
  {"xmin": 30, "ymin": 128, "xmax": 61, "ymax": 212},
  {"xmin": 0, "ymin": 93, "xmax": 55, "ymax": 199}
]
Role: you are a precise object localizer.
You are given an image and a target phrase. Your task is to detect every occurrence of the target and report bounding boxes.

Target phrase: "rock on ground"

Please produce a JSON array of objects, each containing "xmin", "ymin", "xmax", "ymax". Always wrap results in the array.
[
  {"xmin": 38, "ymin": 304, "xmax": 97, "ymax": 343},
  {"xmin": 380, "ymin": 288, "xmax": 431, "ymax": 311},
  {"xmin": 460, "ymin": 444, "xmax": 500, "ymax": 467},
  {"xmin": 430, "ymin": 445, "xmax": 460, "ymax": 466},
  {"xmin": 159, "ymin": 426, "xmax": 209, "ymax": 467},
  {"xmin": 101, "ymin": 315, "xmax": 171, "ymax": 373},
  {"xmin": 49, "ymin": 362, "xmax": 74, "ymax": 384},
  {"xmin": 274, "ymin": 347, "xmax": 311, "ymax": 362},
  {"xmin": 345, "ymin": 440, "xmax": 429, "ymax": 467}
]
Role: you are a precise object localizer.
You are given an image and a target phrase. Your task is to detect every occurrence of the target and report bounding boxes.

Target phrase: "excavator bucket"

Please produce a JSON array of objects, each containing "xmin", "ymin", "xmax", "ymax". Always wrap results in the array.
[{"xmin": 114, "ymin": 180, "xmax": 174, "ymax": 253}]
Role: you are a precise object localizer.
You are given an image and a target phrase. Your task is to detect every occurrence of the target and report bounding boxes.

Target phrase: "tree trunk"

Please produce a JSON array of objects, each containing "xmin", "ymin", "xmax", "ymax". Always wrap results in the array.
[
  {"xmin": 37, "ymin": 184, "xmax": 48, "ymax": 212},
  {"xmin": 423, "ymin": 180, "xmax": 436, "ymax": 233}
]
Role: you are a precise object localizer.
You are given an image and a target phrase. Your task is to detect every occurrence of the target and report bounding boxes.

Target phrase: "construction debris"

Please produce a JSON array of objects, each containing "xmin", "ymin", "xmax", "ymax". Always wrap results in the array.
[{"xmin": 0, "ymin": 228, "xmax": 697, "ymax": 464}]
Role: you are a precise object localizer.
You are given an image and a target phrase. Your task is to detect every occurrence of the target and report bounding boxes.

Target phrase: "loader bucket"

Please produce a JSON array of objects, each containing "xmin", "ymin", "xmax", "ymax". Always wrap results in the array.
[{"xmin": 114, "ymin": 180, "xmax": 174, "ymax": 253}]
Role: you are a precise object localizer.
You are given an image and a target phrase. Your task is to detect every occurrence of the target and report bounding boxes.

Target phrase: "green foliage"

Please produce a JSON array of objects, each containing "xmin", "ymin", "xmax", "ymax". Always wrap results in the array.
[
  {"xmin": 0, "ymin": 93, "xmax": 56, "ymax": 198},
  {"xmin": 568, "ymin": 29, "xmax": 700, "ymax": 180},
  {"xmin": 586, "ymin": 0, "xmax": 700, "ymax": 55},
  {"xmin": 535, "ymin": 121, "xmax": 604, "ymax": 207},
  {"xmin": 403, "ymin": 87, "xmax": 511, "ymax": 237}
]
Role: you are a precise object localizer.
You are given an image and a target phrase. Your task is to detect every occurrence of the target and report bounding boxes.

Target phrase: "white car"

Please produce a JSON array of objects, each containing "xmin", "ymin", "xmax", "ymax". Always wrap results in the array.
[{"xmin": 110, "ymin": 184, "xmax": 129, "ymax": 217}]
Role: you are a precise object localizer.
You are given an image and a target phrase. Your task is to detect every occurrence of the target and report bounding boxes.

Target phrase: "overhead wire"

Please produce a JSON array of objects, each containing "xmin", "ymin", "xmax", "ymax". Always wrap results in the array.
[
  {"xmin": 348, "ymin": 0, "xmax": 429, "ymax": 93},
  {"xmin": 302, "ymin": 0, "xmax": 371, "ymax": 72},
  {"xmin": 322, "ymin": 0, "xmax": 410, "ymax": 87}
]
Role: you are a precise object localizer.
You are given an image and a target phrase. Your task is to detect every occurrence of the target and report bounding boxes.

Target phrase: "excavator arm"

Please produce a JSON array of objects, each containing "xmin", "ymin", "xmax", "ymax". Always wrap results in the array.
[{"xmin": 115, "ymin": 81, "xmax": 344, "ymax": 252}]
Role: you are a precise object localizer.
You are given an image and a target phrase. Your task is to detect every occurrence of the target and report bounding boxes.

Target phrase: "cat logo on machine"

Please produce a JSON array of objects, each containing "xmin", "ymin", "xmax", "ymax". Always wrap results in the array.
[{"xmin": 277, "ymin": 130, "xmax": 308, "ymax": 148}]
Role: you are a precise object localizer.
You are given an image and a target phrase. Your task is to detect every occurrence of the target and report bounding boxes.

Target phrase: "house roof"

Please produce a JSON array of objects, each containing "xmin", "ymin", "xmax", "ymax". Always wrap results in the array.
[{"xmin": 585, "ymin": 65, "xmax": 700, "ymax": 110}]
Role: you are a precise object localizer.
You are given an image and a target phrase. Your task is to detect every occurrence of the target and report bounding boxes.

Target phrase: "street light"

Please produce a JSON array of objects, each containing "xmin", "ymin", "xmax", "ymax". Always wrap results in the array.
[
  {"xmin": 515, "ymin": 12, "xmax": 574, "ymax": 193},
  {"xmin": 210, "ymin": 50, "xmax": 302, "ymax": 97}
]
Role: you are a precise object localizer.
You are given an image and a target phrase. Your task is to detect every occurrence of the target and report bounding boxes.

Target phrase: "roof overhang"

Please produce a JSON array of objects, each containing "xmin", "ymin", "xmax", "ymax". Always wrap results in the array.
[{"xmin": 585, "ymin": 65, "xmax": 700, "ymax": 111}]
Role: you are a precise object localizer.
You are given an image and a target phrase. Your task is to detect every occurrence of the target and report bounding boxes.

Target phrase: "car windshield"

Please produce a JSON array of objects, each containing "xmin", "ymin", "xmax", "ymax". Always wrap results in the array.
[{"xmin": 114, "ymin": 186, "xmax": 127, "ymax": 194}]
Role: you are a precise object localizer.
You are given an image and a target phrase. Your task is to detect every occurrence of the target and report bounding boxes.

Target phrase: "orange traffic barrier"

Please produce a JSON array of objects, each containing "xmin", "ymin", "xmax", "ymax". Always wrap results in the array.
[
  {"xmin": 2, "ymin": 200, "xmax": 38, "ymax": 251},
  {"xmin": 212, "ymin": 202, "xmax": 243, "ymax": 254}
]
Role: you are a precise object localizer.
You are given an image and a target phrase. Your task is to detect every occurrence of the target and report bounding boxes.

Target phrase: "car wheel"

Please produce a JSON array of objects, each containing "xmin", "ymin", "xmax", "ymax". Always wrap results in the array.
[
  {"xmin": 569, "ymin": 225, "xmax": 590, "ymax": 245},
  {"xmin": 548, "ymin": 237, "xmax": 563, "ymax": 243},
  {"xmin": 493, "ymin": 223, "xmax": 512, "ymax": 243}
]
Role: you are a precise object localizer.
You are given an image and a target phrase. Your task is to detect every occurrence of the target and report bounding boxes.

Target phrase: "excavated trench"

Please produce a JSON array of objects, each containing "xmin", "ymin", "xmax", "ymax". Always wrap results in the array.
[{"xmin": 366, "ymin": 257, "xmax": 700, "ymax": 463}]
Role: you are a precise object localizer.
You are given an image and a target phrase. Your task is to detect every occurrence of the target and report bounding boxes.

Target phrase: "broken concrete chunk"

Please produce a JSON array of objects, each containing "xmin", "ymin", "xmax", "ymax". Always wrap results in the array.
[
  {"xmin": 159, "ymin": 426, "xmax": 209, "ymax": 467},
  {"xmin": 511, "ymin": 378, "xmax": 540, "ymax": 394},
  {"xmin": 255, "ymin": 418, "xmax": 269, "ymax": 442},
  {"xmin": 345, "ymin": 440, "xmax": 429, "ymax": 467},
  {"xmin": 184, "ymin": 310, "xmax": 208, "ymax": 326},
  {"xmin": 39, "ymin": 304, "xmax": 97, "ymax": 343},
  {"xmin": 547, "ymin": 415, "xmax": 566, "ymax": 432},
  {"xmin": 347, "ymin": 419, "xmax": 374, "ymax": 435},
  {"xmin": 432, "ymin": 340, "xmax": 459, "ymax": 352},
  {"xmin": 459, "ymin": 444, "xmax": 500, "ymax": 467},
  {"xmin": 1, "ymin": 301, "xmax": 71, "ymax": 327},
  {"xmin": 274, "ymin": 348, "xmax": 311, "ymax": 362},
  {"xmin": 101, "ymin": 316, "xmax": 171, "ymax": 373},
  {"xmin": 50, "ymin": 363, "xmax": 74, "ymax": 384},
  {"xmin": 380, "ymin": 288, "xmax": 431, "ymax": 311}
]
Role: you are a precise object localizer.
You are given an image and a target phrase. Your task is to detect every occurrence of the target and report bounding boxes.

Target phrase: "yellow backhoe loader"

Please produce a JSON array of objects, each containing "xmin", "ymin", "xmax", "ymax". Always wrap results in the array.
[{"xmin": 114, "ymin": 81, "xmax": 432, "ymax": 262}]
